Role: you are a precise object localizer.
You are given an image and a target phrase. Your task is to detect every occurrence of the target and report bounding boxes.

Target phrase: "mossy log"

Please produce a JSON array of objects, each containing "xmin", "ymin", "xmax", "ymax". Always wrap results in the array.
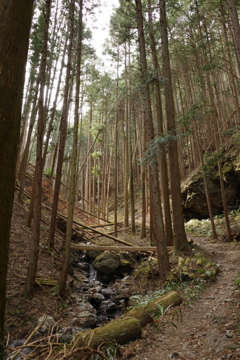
[
  {"xmin": 127, "ymin": 290, "xmax": 182, "ymax": 326},
  {"xmin": 72, "ymin": 291, "xmax": 181, "ymax": 354},
  {"xmin": 72, "ymin": 317, "xmax": 141, "ymax": 352}
]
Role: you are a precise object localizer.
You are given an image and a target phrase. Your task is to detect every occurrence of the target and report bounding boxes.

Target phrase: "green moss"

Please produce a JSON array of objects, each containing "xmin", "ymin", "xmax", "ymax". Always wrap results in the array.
[{"xmin": 222, "ymin": 162, "xmax": 234, "ymax": 174}]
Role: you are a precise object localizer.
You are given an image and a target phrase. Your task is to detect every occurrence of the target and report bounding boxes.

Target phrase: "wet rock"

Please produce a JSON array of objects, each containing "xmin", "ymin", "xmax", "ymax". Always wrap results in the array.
[
  {"xmin": 86, "ymin": 249, "xmax": 102, "ymax": 259},
  {"xmin": 116, "ymin": 288, "xmax": 132, "ymax": 301},
  {"xmin": 58, "ymin": 326, "xmax": 81, "ymax": 343},
  {"xmin": 77, "ymin": 311, "xmax": 98, "ymax": 328},
  {"xmin": 89, "ymin": 292, "xmax": 105, "ymax": 304},
  {"xmin": 117, "ymin": 258, "xmax": 134, "ymax": 275},
  {"xmin": 99, "ymin": 300, "xmax": 118, "ymax": 312},
  {"xmin": 37, "ymin": 315, "xmax": 56, "ymax": 334},
  {"xmin": 7, "ymin": 354, "xmax": 24, "ymax": 360},
  {"xmin": 101, "ymin": 287, "xmax": 114, "ymax": 298},
  {"xmin": 75, "ymin": 301, "xmax": 97, "ymax": 314},
  {"xmin": 73, "ymin": 270, "xmax": 89, "ymax": 282},
  {"xmin": 225, "ymin": 330, "xmax": 233, "ymax": 338},
  {"xmin": 116, "ymin": 253, "xmax": 136, "ymax": 275},
  {"xmin": 9, "ymin": 339, "xmax": 26, "ymax": 348},
  {"xmin": 93, "ymin": 251, "xmax": 120, "ymax": 275},
  {"xmin": 75, "ymin": 262, "xmax": 90, "ymax": 272}
]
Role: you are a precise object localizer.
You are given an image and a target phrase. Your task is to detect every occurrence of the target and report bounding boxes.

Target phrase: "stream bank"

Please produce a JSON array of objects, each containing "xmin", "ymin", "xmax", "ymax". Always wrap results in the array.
[{"xmin": 127, "ymin": 238, "xmax": 240, "ymax": 360}]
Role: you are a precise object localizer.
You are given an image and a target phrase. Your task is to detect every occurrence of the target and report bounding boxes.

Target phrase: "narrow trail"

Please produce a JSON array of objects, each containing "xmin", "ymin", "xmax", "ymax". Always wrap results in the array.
[{"xmin": 130, "ymin": 239, "xmax": 240, "ymax": 360}]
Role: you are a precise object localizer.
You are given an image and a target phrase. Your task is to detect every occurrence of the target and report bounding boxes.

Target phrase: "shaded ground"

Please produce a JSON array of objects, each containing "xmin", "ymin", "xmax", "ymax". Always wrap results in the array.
[
  {"xmin": 124, "ymin": 238, "xmax": 240, "ymax": 360},
  {"xmin": 5, "ymin": 180, "xmax": 240, "ymax": 359}
]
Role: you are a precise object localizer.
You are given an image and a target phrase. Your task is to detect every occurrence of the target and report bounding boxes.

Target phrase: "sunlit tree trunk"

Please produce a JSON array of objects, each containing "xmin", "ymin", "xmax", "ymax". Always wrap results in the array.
[
  {"xmin": 48, "ymin": 0, "xmax": 75, "ymax": 249},
  {"xmin": 59, "ymin": 0, "xmax": 83, "ymax": 296},
  {"xmin": 25, "ymin": 0, "xmax": 52, "ymax": 296},
  {"xmin": 42, "ymin": 36, "xmax": 67, "ymax": 168},
  {"xmin": 18, "ymin": 80, "xmax": 39, "ymax": 202}
]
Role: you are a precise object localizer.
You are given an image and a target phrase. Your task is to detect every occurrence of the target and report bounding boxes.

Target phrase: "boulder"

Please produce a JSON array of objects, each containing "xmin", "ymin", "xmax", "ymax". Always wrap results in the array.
[
  {"xmin": 37, "ymin": 315, "xmax": 56, "ymax": 334},
  {"xmin": 93, "ymin": 251, "xmax": 120, "ymax": 274},
  {"xmin": 182, "ymin": 149, "xmax": 240, "ymax": 220}
]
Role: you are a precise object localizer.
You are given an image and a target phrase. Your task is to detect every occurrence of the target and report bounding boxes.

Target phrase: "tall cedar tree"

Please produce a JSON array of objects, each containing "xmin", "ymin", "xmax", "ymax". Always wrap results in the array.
[
  {"xmin": 227, "ymin": 0, "xmax": 240, "ymax": 73},
  {"xmin": 159, "ymin": 0, "xmax": 190, "ymax": 252},
  {"xmin": 0, "ymin": 0, "xmax": 34, "ymax": 355},
  {"xmin": 135, "ymin": 0, "xmax": 170, "ymax": 282},
  {"xmin": 25, "ymin": 0, "xmax": 52, "ymax": 296},
  {"xmin": 48, "ymin": 0, "xmax": 75, "ymax": 249},
  {"xmin": 59, "ymin": 0, "xmax": 83, "ymax": 296}
]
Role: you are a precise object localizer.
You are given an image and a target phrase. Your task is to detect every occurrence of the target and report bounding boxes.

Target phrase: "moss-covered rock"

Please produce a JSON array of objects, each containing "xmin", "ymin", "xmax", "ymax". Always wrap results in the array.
[{"xmin": 93, "ymin": 251, "xmax": 120, "ymax": 274}]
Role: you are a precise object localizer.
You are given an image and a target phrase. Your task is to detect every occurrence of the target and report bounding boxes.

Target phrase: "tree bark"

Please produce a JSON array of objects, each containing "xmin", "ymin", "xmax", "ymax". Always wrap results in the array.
[
  {"xmin": 59, "ymin": 0, "xmax": 83, "ymax": 296},
  {"xmin": 48, "ymin": 0, "xmax": 75, "ymax": 249},
  {"xmin": 135, "ymin": 0, "xmax": 170, "ymax": 282},
  {"xmin": 25, "ymin": 0, "xmax": 52, "ymax": 296},
  {"xmin": 227, "ymin": 0, "xmax": 240, "ymax": 74},
  {"xmin": 159, "ymin": 0, "xmax": 190, "ymax": 252},
  {"xmin": 147, "ymin": 0, "xmax": 173, "ymax": 246},
  {"xmin": 0, "ymin": 0, "xmax": 33, "ymax": 354}
]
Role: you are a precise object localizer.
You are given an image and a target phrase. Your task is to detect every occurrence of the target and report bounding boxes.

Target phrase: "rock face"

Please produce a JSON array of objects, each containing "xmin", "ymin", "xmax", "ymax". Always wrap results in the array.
[{"xmin": 182, "ymin": 148, "xmax": 240, "ymax": 220}]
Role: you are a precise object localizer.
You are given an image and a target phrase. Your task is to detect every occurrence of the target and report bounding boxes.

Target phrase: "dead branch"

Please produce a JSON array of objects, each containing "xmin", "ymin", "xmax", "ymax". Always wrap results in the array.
[{"xmin": 71, "ymin": 244, "xmax": 157, "ymax": 253}]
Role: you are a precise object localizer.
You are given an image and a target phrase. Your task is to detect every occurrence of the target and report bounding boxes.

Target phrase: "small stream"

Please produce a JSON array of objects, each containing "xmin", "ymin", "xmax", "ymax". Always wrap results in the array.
[
  {"xmin": 72, "ymin": 253, "xmax": 127, "ymax": 327},
  {"xmin": 7, "ymin": 250, "xmax": 141, "ymax": 358}
]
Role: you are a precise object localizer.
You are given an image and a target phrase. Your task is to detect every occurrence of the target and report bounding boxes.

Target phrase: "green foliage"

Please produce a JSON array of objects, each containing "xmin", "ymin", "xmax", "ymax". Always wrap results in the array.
[
  {"xmin": 224, "ymin": 126, "xmax": 240, "ymax": 145},
  {"xmin": 91, "ymin": 165, "xmax": 103, "ymax": 177},
  {"xmin": 234, "ymin": 274, "xmax": 240, "ymax": 287},
  {"xmin": 90, "ymin": 123, "xmax": 106, "ymax": 137},
  {"xmin": 29, "ymin": 5, "xmax": 45, "ymax": 65},
  {"xmin": 109, "ymin": 0, "xmax": 136, "ymax": 44},
  {"xmin": 185, "ymin": 211, "xmax": 240, "ymax": 239},
  {"xmin": 43, "ymin": 168, "xmax": 52, "ymax": 177},
  {"xmin": 179, "ymin": 281, "xmax": 205, "ymax": 303},
  {"xmin": 103, "ymin": 341, "xmax": 119, "ymax": 360},
  {"xmin": 202, "ymin": 149, "xmax": 224, "ymax": 177},
  {"xmin": 128, "ymin": 288, "xmax": 167, "ymax": 308},
  {"xmin": 142, "ymin": 134, "xmax": 177, "ymax": 165},
  {"xmin": 136, "ymin": 257, "xmax": 159, "ymax": 279},
  {"xmin": 167, "ymin": 250, "xmax": 218, "ymax": 284},
  {"xmin": 177, "ymin": 100, "xmax": 207, "ymax": 132},
  {"xmin": 91, "ymin": 151, "xmax": 103, "ymax": 159}
]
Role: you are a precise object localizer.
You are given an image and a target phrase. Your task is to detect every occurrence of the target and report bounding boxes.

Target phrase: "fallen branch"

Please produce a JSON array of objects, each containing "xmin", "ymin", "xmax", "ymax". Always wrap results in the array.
[
  {"xmin": 53, "ymin": 210, "xmax": 134, "ymax": 247},
  {"xmin": 63, "ymin": 346, "xmax": 107, "ymax": 360},
  {"xmin": 71, "ymin": 244, "xmax": 157, "ymax": 253}
]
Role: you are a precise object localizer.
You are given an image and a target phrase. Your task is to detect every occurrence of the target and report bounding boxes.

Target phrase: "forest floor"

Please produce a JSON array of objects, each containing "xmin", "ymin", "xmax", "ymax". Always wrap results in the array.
[
  {"xmin": 4, "ymin": 178, "xmax": 240, "ymax": 359},
  {"xmin": 122, "ymin": 237, "xmax": 240, "ymax": 360}
]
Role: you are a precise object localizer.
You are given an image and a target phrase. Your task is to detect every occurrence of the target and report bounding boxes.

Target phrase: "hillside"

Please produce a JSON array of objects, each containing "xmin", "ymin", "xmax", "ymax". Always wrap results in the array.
[{"xmin": 5, "ymin": 177, "xmax": 240, "ymax": 359}]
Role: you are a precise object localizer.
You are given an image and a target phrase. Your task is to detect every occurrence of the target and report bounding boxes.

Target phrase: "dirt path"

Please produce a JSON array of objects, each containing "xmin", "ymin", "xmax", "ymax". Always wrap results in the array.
[{"xmin": 129, "ymin": 239, "xmax": 240, "ymax": 360}]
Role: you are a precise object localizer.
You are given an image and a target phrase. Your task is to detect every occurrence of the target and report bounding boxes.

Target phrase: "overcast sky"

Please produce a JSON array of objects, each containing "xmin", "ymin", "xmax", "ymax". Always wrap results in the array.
[{"xmin": 90, "ymin": 0, "xmax": 119, "ymax": 58}]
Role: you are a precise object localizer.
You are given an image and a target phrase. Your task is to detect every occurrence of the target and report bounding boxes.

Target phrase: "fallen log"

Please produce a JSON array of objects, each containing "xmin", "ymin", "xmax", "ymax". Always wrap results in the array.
[
  {"xmin": 72, "ymin": 291, "xmax": 181, "ymax": 355},
  {"xmin": 127, "ymin": 290, "xmax": 182, "ymax": 326},
  {"xmin": 72, "ymin": 317, "xmax": 141, "ymax": 354},
  {"xmin": 70, "ymin": 244, "xmax": 157, "ymax": 252}
]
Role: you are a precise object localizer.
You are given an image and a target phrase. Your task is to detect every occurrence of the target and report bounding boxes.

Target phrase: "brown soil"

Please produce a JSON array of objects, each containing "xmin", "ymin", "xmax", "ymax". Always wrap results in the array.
[
  {"xmin": 5, "ymin": 182, "xmax": 240, "ymax": 359},
  {"xmin": 122, "ymin": 239, "xmax": 240, "ymax": 360}
]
